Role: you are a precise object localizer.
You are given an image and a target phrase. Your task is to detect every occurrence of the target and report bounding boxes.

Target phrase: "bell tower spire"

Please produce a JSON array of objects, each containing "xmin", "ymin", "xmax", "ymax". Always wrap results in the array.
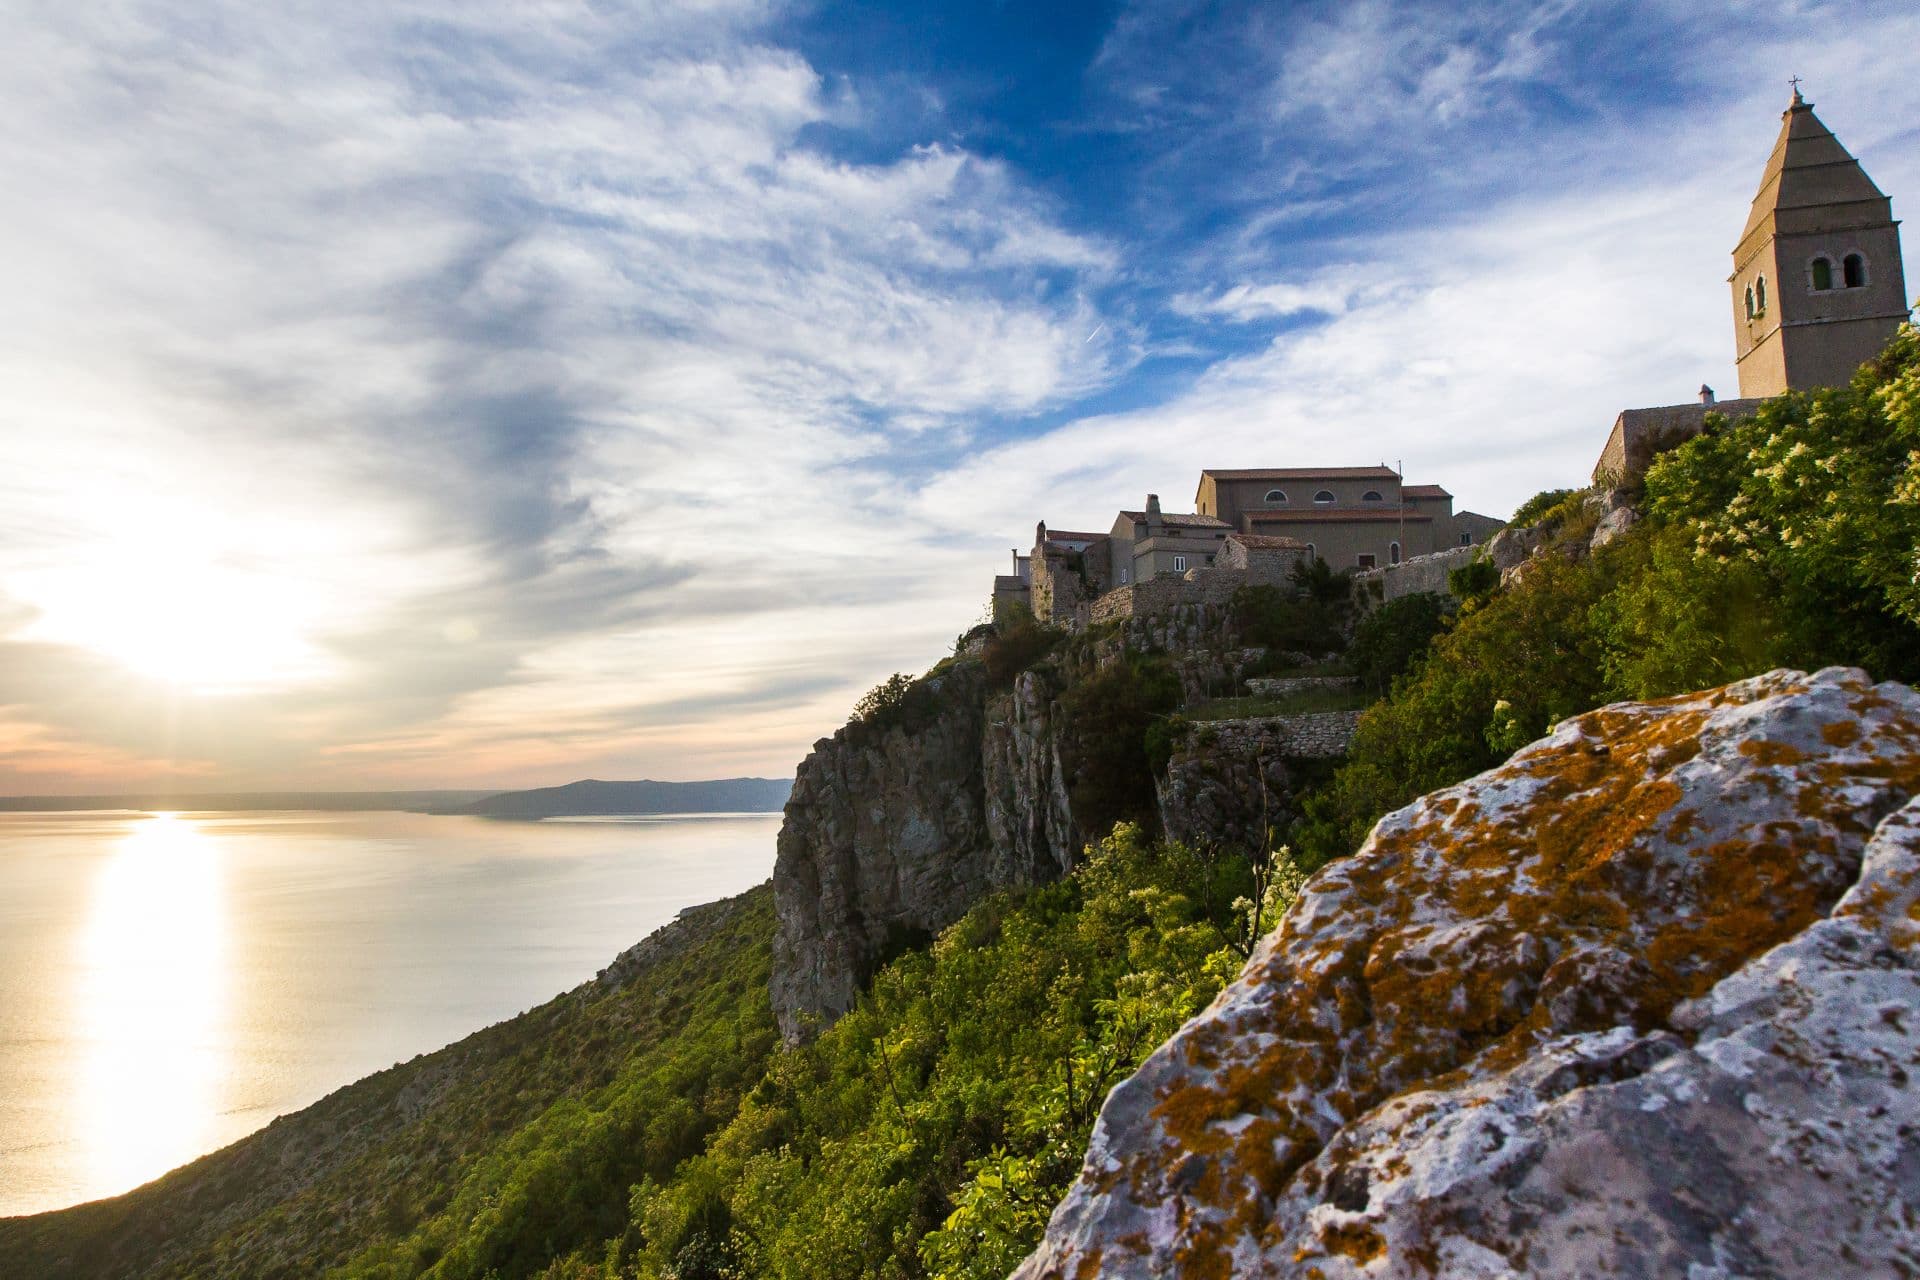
[{"xmin": 1730, "ymin": 88, "xmax": 1908, "ymax": 397}]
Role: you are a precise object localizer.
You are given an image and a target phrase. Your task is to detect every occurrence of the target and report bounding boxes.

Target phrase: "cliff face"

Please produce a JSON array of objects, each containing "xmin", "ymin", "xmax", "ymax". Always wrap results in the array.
[
  {"xmin": 773, "ymin": 603, "xmax": 1318, "ymax": 1044},
  {"xmin": 1014, "ymin": 666, "xmax": 1920, "ymax": 1279}
]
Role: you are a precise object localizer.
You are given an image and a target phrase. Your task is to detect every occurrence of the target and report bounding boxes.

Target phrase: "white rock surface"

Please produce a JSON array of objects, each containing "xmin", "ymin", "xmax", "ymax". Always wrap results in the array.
[{"xmin": 1013, "ymin": 667, "xmax": 1920, "ymax": 1279}]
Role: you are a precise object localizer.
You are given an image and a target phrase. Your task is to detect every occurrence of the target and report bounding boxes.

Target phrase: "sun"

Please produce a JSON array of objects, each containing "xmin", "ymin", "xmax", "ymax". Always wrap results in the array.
[{"xmin": 15, "ymin": 548, "xmax": 336, "ymax": 694}]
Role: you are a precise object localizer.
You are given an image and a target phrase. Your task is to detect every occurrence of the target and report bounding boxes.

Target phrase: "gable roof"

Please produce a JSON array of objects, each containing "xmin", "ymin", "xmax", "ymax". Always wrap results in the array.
[
  {"xmin": 1117, "ymin": 511, "xmax": 1232, "ymax": 528},
  {"xmin": 1401, "ymin": 484, "xmax": 1450, "ymax": 499},
  {"xmin": 1737, "ymin": 93, "xmax": 1892, "ymax": 262},
  {"xmin": 1200, "ymin": 466, "xmax": 1400, "ymax": 482}
]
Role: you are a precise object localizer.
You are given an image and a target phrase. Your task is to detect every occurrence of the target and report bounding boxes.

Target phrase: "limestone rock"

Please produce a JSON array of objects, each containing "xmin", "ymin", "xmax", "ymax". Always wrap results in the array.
[
  {"xmin": 1483, "ymin": 523, "xmax": 1542, "ymax": 575},
  {"xmin": 1588, "ymin": 487, "xmax": 1640, "ymax": 550},
  {"xmin": 772, "ymin": 664, "xmax": 996, "ymax": 1044},
  {"xmin": 1013, "ymin": 667, "xmax": 1920, "ymax": 1279}
]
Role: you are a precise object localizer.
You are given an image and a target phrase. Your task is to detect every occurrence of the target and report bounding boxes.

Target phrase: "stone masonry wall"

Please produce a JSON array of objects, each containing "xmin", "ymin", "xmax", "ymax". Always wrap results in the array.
[{"xmin": 1353, "ymin": 542, "xmax": 1479, "ymax": 604}]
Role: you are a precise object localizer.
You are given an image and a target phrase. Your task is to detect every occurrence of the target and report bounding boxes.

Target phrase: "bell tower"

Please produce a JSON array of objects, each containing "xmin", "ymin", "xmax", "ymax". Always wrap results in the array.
[{"xmin": 1731, "ymin": 87, "xmax": 1908, "ymax": 398}]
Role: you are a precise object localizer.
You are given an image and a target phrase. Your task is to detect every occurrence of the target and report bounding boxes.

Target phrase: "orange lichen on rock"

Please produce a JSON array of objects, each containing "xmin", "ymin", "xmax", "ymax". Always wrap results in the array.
[{"xmin": 1011, "ymin": 668, "xmax": 1920, "ymax": 1280}]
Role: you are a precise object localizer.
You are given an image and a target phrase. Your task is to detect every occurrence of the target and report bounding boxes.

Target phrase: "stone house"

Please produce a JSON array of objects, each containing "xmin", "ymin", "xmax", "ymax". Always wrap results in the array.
[
  {"xmin": 1195, "ymin": 466, "xmax": 1503, "ymax": 571},
  {"xmin": 1106, "ymin": 495, "xmax": 1232, "ymax": 586}
]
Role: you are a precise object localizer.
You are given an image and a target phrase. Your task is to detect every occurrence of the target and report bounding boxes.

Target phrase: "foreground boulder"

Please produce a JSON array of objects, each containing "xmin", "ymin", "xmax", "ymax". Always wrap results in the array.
[{"xmin": 1014, "ymin": 667, "xmax": 1920, "ymax": 1279}]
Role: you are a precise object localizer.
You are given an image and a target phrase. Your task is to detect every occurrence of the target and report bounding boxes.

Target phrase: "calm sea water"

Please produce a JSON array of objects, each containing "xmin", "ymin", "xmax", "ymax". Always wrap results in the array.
[{"xmin": 0, "ymin": 808, "xmax": 780, "ymax": 1216}]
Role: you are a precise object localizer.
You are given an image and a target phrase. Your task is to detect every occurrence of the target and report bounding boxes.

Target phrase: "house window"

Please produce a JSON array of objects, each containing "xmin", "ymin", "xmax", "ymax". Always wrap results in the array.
[
  {"xmin": 1844, "ymin": 253, "xmax": 1867, "ymax": 288},
  {"xmin": 1357, "ymin": 553, "xmax": 1377, "ymax": 569},
  {"xmin": 1460, "ymin": 531, "xmax": 1472, "ymax": 546},
  {"xmin": 1811, "ymin": 256, "xmax": 1834, "ymax": 291},
  {"xmin": 1362, "ymin": 490, "xmax": 1384, "ymax": 503},
  {"xmin": 1264, "ymin": 489, "xmax": 1288, "ymax": 504},
  {"xmin": 1173, "ymin": 555, "xmax": 1187, "ymax": 572},
  {"xmin": 1313, "ymin": 489, "xmax": 1336, "ymax": 504},
  {"xmin": 1119, "ymin": 565, "xmax": 1129, "ymax": 584},
  {"xmin": 1389, "ymin": 541, "xmax": 1401, "ymax": 565},
  {"xmin": 1306, "ymin": 543, "xmax": 1316, "ymax": 559}
]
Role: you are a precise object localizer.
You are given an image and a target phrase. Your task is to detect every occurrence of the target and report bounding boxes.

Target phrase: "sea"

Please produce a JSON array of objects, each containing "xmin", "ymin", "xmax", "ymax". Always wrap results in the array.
[{"xmin": 0, "ymin": 808, "xmax": 780, "ymax": 1217}]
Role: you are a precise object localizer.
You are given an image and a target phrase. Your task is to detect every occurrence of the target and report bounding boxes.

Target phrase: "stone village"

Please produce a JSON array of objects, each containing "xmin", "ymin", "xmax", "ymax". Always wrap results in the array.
[{"xmin": 990, "ymin": 87, "xmax": 1909, "ymax": 631}]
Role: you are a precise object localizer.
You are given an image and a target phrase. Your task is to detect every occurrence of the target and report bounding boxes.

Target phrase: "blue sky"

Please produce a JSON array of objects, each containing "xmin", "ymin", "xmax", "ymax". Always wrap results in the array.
[{"xmin": 0, "ymin": 0, "xmax": 1915, "ymax": 791}]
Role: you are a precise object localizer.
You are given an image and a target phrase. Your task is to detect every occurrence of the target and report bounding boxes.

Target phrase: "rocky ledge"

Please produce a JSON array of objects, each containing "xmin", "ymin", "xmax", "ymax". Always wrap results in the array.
[{"xmin": 1014, "ymin": 666, "xmax": 1920, "ymax": 1279}]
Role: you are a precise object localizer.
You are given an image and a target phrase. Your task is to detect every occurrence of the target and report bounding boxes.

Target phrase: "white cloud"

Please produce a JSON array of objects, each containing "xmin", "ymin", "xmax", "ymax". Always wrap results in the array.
[{"xmin": 0, "ymin": 0, "xmax": 1116, "ymax": 788}]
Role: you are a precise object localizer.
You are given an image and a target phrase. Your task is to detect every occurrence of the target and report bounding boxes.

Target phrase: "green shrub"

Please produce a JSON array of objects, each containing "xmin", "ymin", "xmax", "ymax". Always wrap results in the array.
[
  {"xmin": 982, "ymin": 609, "xmax": 1064, "ymax": 687},
  {"xmin": 1058, "ymin": 654, "xmax": 1182, "ymax": 836},
  {"xmin": 1508, "ymin": 487, "xmax": 1578, "ymax": 527},
  {"xmin": 1348, "ymin": 593, "xmax": 1450, "ymax": 695},
  {"xmin": 1231, "ymin": 582, "xmax": 1346, "ymax": 656},
  {"xmin": 1446, "ymin": 556, "xmax": 1499, "ymax": 606}
]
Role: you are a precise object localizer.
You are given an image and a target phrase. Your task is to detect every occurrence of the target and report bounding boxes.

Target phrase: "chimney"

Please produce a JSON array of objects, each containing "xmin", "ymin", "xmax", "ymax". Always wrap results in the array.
[
  {"xmin": 1145, "ymin": 493, "xmax": 1162, "ymax": 532},
  {"xmin": 1036, "ymin": 519, "xmax": 1048, "ymax": 546},
  {"xmin": 1699, "ymin": 384, "xmax": 1716, "ymax": 405}
]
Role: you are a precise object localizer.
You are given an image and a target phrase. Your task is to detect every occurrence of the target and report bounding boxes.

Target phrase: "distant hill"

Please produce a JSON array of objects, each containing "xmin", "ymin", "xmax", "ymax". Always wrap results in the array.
[
  {"xmin": 0, "ymin": 790, "xmax": 499, "ymax": 813},
  {"xmin": 450, "ymin": 777, "xmax": 793, "ymax": 819}
]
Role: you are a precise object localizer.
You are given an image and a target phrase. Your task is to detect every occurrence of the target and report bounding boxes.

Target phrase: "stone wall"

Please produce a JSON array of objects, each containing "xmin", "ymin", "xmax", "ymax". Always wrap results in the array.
[
  {"xmin": 1156, "ymin": 711, "xmax": 1361, "ymax": 852},
  {"xmin": 1352, "ymin": 542, "xmax": 1479, "ymax": 604},
  {"xmin": 1244, "ymin": 675, "xmax": 1359, "ymax": 700},
  {"xmin": 1088, "ymin": 565, "xmax": 1255, "ymax": 626}
]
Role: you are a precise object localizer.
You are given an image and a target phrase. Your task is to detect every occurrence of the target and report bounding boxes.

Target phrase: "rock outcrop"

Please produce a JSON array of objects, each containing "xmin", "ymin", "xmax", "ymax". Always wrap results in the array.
[
  {"xmin": 1014, "ymin": 667, "xmax": 1920, "ymax": 1279},
  {"xmin": 771, "ymin": 664, "xmax": 1001, "ymax": 1043},
  {"xmin": 774, "ymin": 597, "xmax": 1338, "ymax": 1043}
]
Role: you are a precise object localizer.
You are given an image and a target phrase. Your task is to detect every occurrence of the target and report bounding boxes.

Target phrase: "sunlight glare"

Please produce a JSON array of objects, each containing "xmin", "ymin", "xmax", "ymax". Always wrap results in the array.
[
  {"xmin": 72, "ymin": 814, "xmax": 232, "ymax": 1200},
  {"xmin": 15, "ymin": 546, "xmax": 335, "ymax": 694}
]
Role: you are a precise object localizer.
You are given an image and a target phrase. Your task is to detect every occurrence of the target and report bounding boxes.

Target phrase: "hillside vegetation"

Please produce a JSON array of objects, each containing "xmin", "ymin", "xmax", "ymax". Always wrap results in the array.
[{"xmin": 7, "ymin": 324, "xmax": 1918, "ymax": 1279}]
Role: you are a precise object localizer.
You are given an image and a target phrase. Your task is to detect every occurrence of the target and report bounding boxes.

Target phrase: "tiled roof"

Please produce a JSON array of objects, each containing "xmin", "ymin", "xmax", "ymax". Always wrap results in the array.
[
  {"xmin": 1117, "ymin": 511, "xmax": 1232, "ymax": 528},
  {"xmin": 1225, "ymin": 533, "xmax": 1309, "ymax": 549},
  {"xmin": 1248, "ymin": 510, "xmax": 1432, "ymax": 524},
  {"xmin": 1043, "ymin": 530, "xmax": 1105, "ymax": 543},
  {"xmin": 1401, "ymin": 484, "xmax": 1451, "ymax": 499},
  {"xmin": 1200, "ymin": 466, "xmax": 1400, "ymax": 481}
]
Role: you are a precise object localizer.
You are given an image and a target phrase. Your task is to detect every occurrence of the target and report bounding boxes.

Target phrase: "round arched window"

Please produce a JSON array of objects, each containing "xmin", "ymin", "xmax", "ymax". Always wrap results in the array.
[
  {"xmin": 1756, "ymin": 275, "xmax": 1767, "ymax": 313},
  {"xmin": 1844, "ymin": 253, "xmax": 1867, "ymax": 288},
  {"xmin": 1361, "ymin": 490, "xmax": 1384, "ymax": 503},
  {"xmin": 1313, "ymin": 490, "xmax": 1336, "ymax": 504},
  {"xmin": 1389, "ymin": 541, "xmax": 1401, "ymax": 565},
  {"xmin": 1811, "ymin": 256, "xmax": 1834, "ymax": 291},
  {"xmin": 1745, "ymin": 285, "xmax": 1755, "ymax": 320},
  {"xmin": 1264, "ymin": 489, "xmax": 1288, "ymax": 504}
]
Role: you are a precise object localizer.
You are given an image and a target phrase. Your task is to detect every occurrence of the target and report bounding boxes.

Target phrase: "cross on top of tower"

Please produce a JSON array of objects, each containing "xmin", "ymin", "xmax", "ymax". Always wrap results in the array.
[{"xmin": 1789, "ymin": 76, "xmax": 1804, "ymax": 103}]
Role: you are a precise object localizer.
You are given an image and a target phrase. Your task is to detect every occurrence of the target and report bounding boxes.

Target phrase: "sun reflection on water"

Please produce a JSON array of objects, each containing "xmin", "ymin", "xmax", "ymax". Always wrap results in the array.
[{"xmin": 72, "ymin": 813, "xmax": 231, "ymax": 1199}]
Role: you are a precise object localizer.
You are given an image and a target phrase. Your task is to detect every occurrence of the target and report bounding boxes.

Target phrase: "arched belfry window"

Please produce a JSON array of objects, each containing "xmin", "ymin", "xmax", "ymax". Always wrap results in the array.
[
  {"xmin": 1745, "ymin": 285, "xmax": 1756, "ymax": 320},
  {"xmin": 1844, "ymin": 253, "xmax": 1867, "ymax": 288},
  {"xmin": 1264, "ymin": 488, "xmax": 1288, "ymax": 504},
  {"xmin": 1811, "ymin": 257, "xmax": 1834, "ymax": 291},
  {"xmin": 1361, "ymin": 490, "xmax": 1384, "ymax": 503},
  {"xmin": 1313, "ymin": 489, "xmax": 1336, "ymax": 504},
  {"xmin": 1755, "ymin": 275, "xmax": 1767, "ymax": 314}
]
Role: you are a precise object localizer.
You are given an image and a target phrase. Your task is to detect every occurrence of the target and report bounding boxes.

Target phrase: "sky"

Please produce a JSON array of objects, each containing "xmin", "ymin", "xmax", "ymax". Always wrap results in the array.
[{"xmin": 0, "ymin": 0, "xmax": 1915, "ymax": 793}]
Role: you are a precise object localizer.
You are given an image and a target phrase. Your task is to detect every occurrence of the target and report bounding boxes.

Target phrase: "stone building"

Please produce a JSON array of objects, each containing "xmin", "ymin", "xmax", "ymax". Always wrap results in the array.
[
  {"xmin": 1195, "ymin": 466, "xmax": 1503, "ymax": 570},
  {"xmin": 1731, "ymin": 87, "xmax": 1908, "ymax": 399},
  {"xmin": 1593, "ymin": 88, "xmax": 1910, "ymax": 485},
  {"xmin": 1106, "ymin": 495, "xmax": 1232, "ymax": 585}
]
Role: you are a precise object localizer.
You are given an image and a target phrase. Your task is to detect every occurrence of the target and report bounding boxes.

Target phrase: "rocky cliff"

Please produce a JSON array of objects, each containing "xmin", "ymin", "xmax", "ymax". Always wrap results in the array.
[
  {"xmin": 773, "ymin": 601, "xmax": 1335, "ymax": 1044},
  {"xmin": 1014, "ymin": 666, "xmax": 1920, "ymax": 1278}
]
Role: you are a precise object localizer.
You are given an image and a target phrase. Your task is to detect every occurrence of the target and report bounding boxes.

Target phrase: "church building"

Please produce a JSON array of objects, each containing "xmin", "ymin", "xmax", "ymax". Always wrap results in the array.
[{"xmin": 1596, "ymin": 88, "xmax": 1909, "ymax": 484}]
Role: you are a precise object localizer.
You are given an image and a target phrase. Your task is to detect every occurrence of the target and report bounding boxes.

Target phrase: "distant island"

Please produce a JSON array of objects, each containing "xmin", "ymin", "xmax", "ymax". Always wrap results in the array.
[
  {"xmin": 0, "ymin": 779, "xmax": 793, "ymax": 818},
  {"xmin": 448, "ymin": 777, "xmax": 793, "ymax": 819},
  {"xmin": 0, "ymin": 790, "xmax": 499, "ymax": 813}
]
